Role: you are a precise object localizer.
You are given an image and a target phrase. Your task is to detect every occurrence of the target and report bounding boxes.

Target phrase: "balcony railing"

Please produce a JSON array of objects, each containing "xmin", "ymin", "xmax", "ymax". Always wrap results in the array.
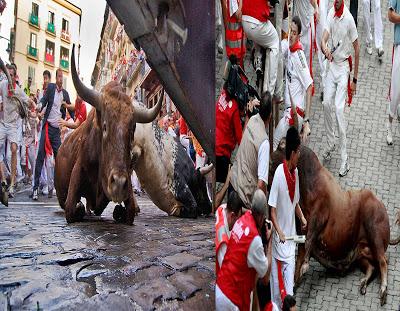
[
  {"xmin": 61, "ymin": 30, "xmax": 70, "ymax": 43},
  {"xmin": 27, "ymin": 45, "xmax": 38, "ymax": 59},
  {"xmin": 47, "ymin": 22, "xmax": 55, "ymax": 35},
  {"xmin": 29, "ymin": 13, "xmax": 39, "ymax": 28},
  {"xmin": 60, "ymin": 59, "xmax": 69, "ymax": 70}
]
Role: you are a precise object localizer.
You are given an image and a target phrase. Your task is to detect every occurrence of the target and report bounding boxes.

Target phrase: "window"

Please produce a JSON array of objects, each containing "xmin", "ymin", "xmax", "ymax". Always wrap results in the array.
[
  {"xmin": 28, "ymin": 66, "xmax": 35, "ymax": 82},
  {"xmin": 45, "ymin": 40, "xmax": 55, "ymax": 63},
  {"xmin": 30, "ymin": 33, "xmax": 37, "ymax": 48},
  {"xmin": 48, "ymin": 11, "xmax": 54, "ymax": 24},
  {"xmin": 60, "ymin": 46, "xmax": 69, "ymax": 69},
  {"xmin": 32, "ymin": 2, "xmax": 39, "ymax": 16},
  {"xmin": 62, "ymin": 18, "xmax": 69, "ymax": 33}
]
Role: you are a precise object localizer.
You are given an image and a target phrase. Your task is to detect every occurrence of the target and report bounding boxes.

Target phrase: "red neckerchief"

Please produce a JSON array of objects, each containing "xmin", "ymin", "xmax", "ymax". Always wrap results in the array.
[
  {"xmin": 334, "ymin": 0, "xmax": 344, "ymax": 18},
  {"xmin": 283, "ymin": 160, "xmax": 296, "ymax": 203},
  {"xmin": 56, "ymin": 85, "xmax": 63, "ymax": 93},
  {"xmin": 7, "ymin": 81, "xmax": 16, "ymax": 97},
  {"xmin": 289, "ymin": 40, "xmax": 303, "ymax": 53}
]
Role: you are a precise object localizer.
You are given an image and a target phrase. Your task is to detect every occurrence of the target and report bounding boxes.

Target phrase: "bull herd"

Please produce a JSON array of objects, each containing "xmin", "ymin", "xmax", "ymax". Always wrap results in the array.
[{"xmin": 13, "ymin": 45, "xmax": 400, "ymax": 305}]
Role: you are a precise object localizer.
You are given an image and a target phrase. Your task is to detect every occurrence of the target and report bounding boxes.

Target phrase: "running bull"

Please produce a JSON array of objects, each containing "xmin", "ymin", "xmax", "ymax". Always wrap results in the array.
[
  {"xmin": 270, "ymin": 145, "xmax": 400, "ymax": 305},
  {"xmin": 131, "ymin": 122, "xmax": 213, "ymax": 218},
  {"xmin": 54, "ymin": 44, "xmax": 162, "ymax": 225}
]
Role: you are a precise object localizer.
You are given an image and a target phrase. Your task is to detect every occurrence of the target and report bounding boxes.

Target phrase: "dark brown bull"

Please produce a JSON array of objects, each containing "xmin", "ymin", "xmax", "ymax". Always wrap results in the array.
[
  {"xmin": 270, "ymin": 145, "xmax": 400, "ymax": 305},
  {"xmin": 54, "ymin": 44, "xmax": 162, "ymax": 224}
]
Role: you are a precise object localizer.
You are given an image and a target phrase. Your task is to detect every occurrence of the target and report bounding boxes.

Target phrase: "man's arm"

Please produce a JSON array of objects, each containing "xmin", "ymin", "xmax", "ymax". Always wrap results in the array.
[
  {"xmin": 311, "ymin": 0, "xmax": 319, "ymax": 23},
  {"xmin": 295, "ymin": 203, "xmax": 307, "ymax": 230},
  {"xmin": 321, "ymin": 30, "xmax": 332, "ymax": 61},
  {"xmin": 270, "ymin": 207, "xmax": 285, "ymax": 242},
  {"xmin": 39, "ymin": 85, "xmax": 50, "ymax": 111},
  {"xmin": 257, "ymin": 139, "xmax": 270, "ymax": 195},
  {"xmin": 389, "ymin": 7, "xmax": 400, "ymax": 23},
  {"xmin": 59, "ymin": 118, "xmax": 81, "ymax": 130},
  {"xmin": 351, "ymin": 38, "xmax": 360, "ymax": 95}
]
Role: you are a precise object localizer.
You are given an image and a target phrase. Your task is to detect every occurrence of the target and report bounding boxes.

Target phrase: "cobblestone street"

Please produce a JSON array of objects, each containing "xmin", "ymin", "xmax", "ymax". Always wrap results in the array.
[
  {"xmin": 0, "ymin": 191, "xmax": 214, "ymax": 310},
  {"xmin": 216, "ymin": 0, "xmax": 400, "ymax": 309}
]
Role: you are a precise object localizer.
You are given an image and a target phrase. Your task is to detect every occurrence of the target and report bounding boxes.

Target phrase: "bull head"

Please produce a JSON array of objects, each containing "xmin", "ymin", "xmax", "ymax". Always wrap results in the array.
[{"xmin": 71, "ymin": 44, "xmax": 163, "ymax": 203}]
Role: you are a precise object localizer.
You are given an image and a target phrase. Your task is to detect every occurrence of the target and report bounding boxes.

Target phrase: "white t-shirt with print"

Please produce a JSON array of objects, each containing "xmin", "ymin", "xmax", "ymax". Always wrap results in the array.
[
  {"xmin": 268, "ymin": 163, "xmax": 300, "ymax": 261},
  {"xmin": 324, "ymin": 6, "xmax": 358, "ymax": 64},
  {"xmin": 282, "ymin": 39, "xmax": 313, "ymax": 110},
  {"xmin": 0, "ymin": 80, "xmax": 28, "ymax": 125}
]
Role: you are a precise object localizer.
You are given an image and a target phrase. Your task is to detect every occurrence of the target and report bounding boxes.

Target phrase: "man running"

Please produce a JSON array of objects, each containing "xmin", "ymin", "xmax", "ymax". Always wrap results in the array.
[{"xmin": 321, "ymin": 0, "xmax": 359, "ymax": 177}]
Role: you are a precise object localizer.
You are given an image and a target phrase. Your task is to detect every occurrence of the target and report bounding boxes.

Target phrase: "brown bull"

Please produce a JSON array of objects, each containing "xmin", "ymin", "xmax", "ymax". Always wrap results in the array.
[
  {"xmin": 270, "ymin": 145, "xmax": 400, "ymax": 305},
  {"xmin": 55, "ymin": 44, "xmax": 162, "ymax": 224}
]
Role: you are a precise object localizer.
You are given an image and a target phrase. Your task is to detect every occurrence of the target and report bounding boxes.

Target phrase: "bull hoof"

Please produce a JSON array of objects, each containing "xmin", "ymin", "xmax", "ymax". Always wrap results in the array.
[
  {"xmin": 380, "ymin": 287, "xmax": 387, "ymax": 306},
  {"xmin": 360, "ymin": 279, "xmax": 367, "ymax": 295},
  {"xmin": 113, "ymin": 204, "xmax": 127, "ymax": 223}
]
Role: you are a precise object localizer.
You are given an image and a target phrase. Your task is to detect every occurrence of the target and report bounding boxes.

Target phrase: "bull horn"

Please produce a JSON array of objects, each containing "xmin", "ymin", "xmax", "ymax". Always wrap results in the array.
[
  {"xmin": 0, "ymin": 57, "xmax": 14, "ymax": 93},
  {"xmin": 71, "ymin": 44, "xmax": 101, "ymax": 110},
  {"xmin": 134, "ymin": 89, "xmax": 163, "ymax": 123},
  {"xmin": 200, "ymin": 163, "xmax": 213, "ymax": 176}
]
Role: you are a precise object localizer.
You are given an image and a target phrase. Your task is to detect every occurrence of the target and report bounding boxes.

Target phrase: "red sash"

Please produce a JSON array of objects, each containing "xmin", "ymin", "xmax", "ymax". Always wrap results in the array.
[
  {"xmin": 347, "ymin": 56, "xmax": 353, "ymax": 106},
  {"xmin": 283, "ymin": 161, "xmax": 296, "ymax": 203},
  {"xmin": 44, "ymin": 122, "xmax": 53, "ymax": 156}
]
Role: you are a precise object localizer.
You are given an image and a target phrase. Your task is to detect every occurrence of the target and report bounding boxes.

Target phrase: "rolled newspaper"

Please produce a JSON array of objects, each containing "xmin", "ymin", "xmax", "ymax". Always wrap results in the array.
[{"xmin": 285, "ymin": 235, "xmax": 306, "ymax": 243}]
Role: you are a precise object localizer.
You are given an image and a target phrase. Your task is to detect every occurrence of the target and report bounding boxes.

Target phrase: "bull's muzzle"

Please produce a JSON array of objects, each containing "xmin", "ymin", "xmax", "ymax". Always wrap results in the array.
[{"xmin": 108, "ymin": 170, "xmax": 129, "ymax": 203}]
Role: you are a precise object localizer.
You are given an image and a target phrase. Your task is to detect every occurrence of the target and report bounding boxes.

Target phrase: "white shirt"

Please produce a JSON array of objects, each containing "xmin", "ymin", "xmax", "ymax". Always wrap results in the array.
[
  {"xmin": 47, "ymin": 88, "xmax": 63, "ymax": 128},
  {"xmin": 229, "ymin": 0, "xmax": 239, "ymax": 17},
  {"xmin": 325, "ymin": 6, "xmax": 358, "ymax": 64},
  {"xmin": 293, "ymin": 0, "xmax": 314, "ymax": 31},
  {"xmin": 0, "ymin": 80, "xmax": 28, "ymax": 125},
  {"xmin": 257, "ymin": 139, "xmax": 270, "ymax": 184},
  {"xmin": 282, "ymin": 40, "xmax": 313, "ymax": 110},
  {"xmin": 268, "ymin": 164, "xmax": 300, "ymax": 261}
]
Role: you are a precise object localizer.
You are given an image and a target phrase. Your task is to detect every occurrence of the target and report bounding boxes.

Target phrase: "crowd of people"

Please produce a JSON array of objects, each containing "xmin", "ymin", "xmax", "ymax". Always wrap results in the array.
[
  {"xmin": 0, "ymin": 65, "xmax": 87, "ymax": 202},
  {"xmin": 215, "ymin": 0, "xmax": 399, "ymax": 310}
]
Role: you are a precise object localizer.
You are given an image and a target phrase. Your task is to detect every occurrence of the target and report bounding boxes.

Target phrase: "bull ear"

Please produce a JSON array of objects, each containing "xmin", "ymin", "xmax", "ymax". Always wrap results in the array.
[
  {"xmin": 199, "ymin": 163, "xmax": 213, "ymax": 176},
  {"xmin": 133, "ymin": 89, "xmax": 163, "ymax": 123},
  {"xmin": 71, "ymin": 44, "xmax": 102, "ymax": 111}
]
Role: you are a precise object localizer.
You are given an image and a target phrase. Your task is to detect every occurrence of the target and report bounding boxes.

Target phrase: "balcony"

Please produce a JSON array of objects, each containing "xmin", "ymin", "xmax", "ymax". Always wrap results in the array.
[
  {"xmin": 27, "ymin": 45, "xmax": 38, "ymax": 61},
  {"xmin": 126, "ymin": 59, "xmax": 143, "ymax": 87},
  {"xmin": 44, "ymin": 52, "xmax": 54, "ymax": 66},
  {"xmin": 46, "ymin": 23, "xmax": 56, "ymax": 37},
  {"xmin": 60, "ymin": 59, "xmax": 69, "ymax": 71},
  {"xmin": 61, "ymin": 30, "xmax": 70, "ymax": 43},
  {"xmin": 29, "ymin": 13, "xmax": 40, "ymax": 29}
]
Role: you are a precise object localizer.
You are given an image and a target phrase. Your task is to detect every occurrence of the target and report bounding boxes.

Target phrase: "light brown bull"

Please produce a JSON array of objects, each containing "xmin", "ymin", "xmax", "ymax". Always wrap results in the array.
[{"xmin": 270, "ymin": 145, "xmax": 400, "ymax": 305}]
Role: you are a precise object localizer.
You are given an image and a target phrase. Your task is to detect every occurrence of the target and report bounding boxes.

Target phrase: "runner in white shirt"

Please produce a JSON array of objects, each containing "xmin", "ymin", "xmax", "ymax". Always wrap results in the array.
[
  {"xmin": 293, "ymin": 0, "xmax": 319, "ymax": 69},
  {"xmin": 362, "ymin": 0, "xmax": 384, "ymax": 56},
  {"xmin": 274, "ymin": 16, "xmax": 313, "ymax": 151},
  {"xmin": 315, "ymin": 0, "xmax": 329, "ymax": 100},
  {"xmin": 269, "ymin": 127, "xmax": 307, "ymax": 310},
  {"xmin": 321, "ymin": 0, "xmax": 359, "ymax": 177},
  {"xmin": 0, "ymin": 64, "xmax": 35, "ymax": 197}
]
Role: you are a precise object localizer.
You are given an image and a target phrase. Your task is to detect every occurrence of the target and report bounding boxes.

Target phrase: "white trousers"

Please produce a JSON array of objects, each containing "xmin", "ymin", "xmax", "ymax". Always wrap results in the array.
[
  {"xmin": 316, "ymin": 0, "xmax": 328, "ymax": 90},
  {"xmin": 362, "ymin": 0, "xmax": 383, "ymax": 49},
  {"xmin": 242, "ymin": 18, "xmax": 279, "ymax": 95},
  {"xmin": 389, "ymin": 45, "xmax": 400, "ymax": 118},
  {"xmin": 323, "ymin": 62, "xmax": 349, "ymax": 163},
  {"xmin": 273, "ymin": 108, "xmax": 304, "ymax": 151},
  {"xmin": 270, "ymin": 256, "xmax": 295, "ymax": 311},
  {"xmin": 300, "ymin": 18, "xmax": 315, "ymax": 71},
  {"xmin": 215, "ymin": 284, "xmax": 240, "ymax": 311}
]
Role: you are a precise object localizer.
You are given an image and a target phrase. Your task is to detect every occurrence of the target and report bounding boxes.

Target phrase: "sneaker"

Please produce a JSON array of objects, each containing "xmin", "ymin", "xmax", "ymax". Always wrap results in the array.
[
  {"xmin": 322, "ymin": 144, "xmax": 336, "ymax": 161},
  {"xmin": 42, "ymin": 185, "xmax": 49, "ymax": 196},
  {"xmin": 8, "ymin": 186, "xmax": 15, "ymax": 198},
  {"xmin": 339, "ymin": 161, "xmax": 350, "ymax": 177},
  {"xmin": 377, "ymin": 48, "xmax": 384, "ymax": 57},
  {"xmin": 366, "ymin": 43, "xmax": 372, "ymax": 55},
  {"xmin": 254, "ymin": 55, "xmax": 263, "ymax": 74},
  {"xmin": 387, "ymin": 121, "xmax": 393, "ymax": 145},
  {"xmin": 32, "ymin": 189, "xmax": 38, "ymax": 201}
]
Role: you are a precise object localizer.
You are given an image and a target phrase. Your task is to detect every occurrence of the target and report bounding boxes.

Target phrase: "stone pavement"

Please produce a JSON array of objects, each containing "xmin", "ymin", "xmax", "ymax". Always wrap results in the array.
[
  {"xmin": 216, "ymin": 0, "xmax": 400, "ymax": 310},
  {"xmin": 0, "ymin": 190, "xmax": 214, "ymax": 310}
]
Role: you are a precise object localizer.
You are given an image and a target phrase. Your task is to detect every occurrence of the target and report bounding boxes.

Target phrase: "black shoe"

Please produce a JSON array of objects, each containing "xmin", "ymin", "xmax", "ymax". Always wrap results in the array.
[{"xmin": 1, "ymin": 182, "xmax": 8, "ymax": 206}]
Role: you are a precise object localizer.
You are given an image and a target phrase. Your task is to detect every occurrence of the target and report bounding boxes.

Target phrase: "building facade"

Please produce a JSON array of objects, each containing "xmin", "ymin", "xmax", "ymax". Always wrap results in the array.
[
  {"xmin": 12, "ymin": 0, "xmax": 81, "ymax": 99},
  {"xmin": 91, "ymin": 6, "xmax": 177, "ymax": 119}
]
